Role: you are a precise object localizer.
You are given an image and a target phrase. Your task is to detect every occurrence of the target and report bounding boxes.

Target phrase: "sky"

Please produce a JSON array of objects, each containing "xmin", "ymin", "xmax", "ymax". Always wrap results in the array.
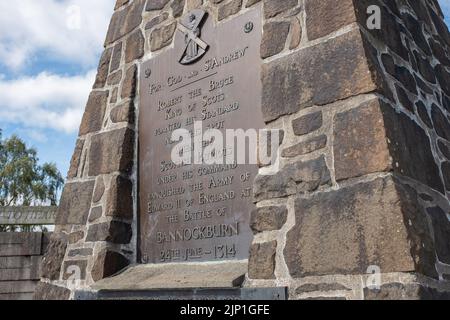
[{"xmin": 0, "ymin": 0, "xmax": 449, "ymax": 179}]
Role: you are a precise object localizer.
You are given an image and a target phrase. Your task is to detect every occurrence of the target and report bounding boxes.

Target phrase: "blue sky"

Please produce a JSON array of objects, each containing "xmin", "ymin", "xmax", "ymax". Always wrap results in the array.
[{"xmin": 0, "ymin": 1, "xmax": 449, "ymax": 178}]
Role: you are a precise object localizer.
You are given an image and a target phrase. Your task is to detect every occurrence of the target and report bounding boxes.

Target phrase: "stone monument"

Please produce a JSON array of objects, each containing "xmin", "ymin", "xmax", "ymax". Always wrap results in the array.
[{"xmin": 35, "ymin": 0, "xmax": 450, "ymax": 300}]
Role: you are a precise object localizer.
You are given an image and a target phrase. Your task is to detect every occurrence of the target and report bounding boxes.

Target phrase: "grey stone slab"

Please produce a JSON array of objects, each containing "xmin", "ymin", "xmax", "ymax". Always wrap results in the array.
[
  {"xmin": 91, "ymin": 261, "xmax": 248, "ymax": 291},
  {"xmin": 75, "ymin": 287, "xmax": 287, "ymax": 300}
]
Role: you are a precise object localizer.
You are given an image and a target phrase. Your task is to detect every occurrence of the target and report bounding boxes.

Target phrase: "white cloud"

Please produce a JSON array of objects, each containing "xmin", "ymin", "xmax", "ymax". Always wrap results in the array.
[
  {"xmin": 0, "ymin": 70, "xmax": 96, "ymax": 133},
  {"xmin": 0, "ymin": 0, "xmax": 115, "ymax": 71}
]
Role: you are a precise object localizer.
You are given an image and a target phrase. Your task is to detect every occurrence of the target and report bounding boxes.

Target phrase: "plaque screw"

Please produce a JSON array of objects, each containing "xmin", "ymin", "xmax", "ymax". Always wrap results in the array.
[
  {"xmin": 244, "ymin": 21, "xmax": 254, "ymax": 33},
  {"xmin": 145, "ymin": 68, "xmax": 152, "ymax": 78}
]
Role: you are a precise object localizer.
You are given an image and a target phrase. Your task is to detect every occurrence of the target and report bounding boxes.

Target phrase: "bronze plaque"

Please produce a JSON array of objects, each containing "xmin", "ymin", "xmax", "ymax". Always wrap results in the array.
[{"xmin": 139, "ymin": 7, "xmax": 264, "ymax": 263}]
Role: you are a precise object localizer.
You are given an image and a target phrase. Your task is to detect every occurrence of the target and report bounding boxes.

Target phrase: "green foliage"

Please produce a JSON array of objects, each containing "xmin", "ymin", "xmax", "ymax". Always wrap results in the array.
[{"xmin": 0, "ymin": 129, "xmax": 64, "ymax": 232}]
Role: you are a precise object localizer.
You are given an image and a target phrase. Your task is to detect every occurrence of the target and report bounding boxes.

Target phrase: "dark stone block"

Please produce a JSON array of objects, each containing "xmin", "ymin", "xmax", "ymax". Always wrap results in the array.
[
  {"xmin": 248, "ymin": 241, "xmax": 277, "ymax": 279},
  {"xmin": 415, "ymin": 101, "xmax": 433, "ymax": 129},
  {"xmin": 68, "ymin": 248, "xmax": 94, "ymax": 258},
  {"xmin": 381, "ymin": 103, "xmax": 444, "ymax": 193},
  {"xmin": 92, "ymin": 176, "xmax": 105, "ymax": 203},
  {"xmin": 145, "ymin": 12, "xmax": 169, "ymax": 30},
  {"xmin": 296, "ymin": 283, "xmax": 350, "ymax": 294},
  {"xmin": 69, "ymin": 231, "xmax": 85, "ymax": 244},
  {"xmin": 263, "ymin": 0, "xmax": 297, "ymax": 18},
  {"xmin": 254, "ymin": 156, "xmax": 331, "ymax": 201},
  {"xmin": 438, "ymin": 140, "xmax": 450, "ymax": 160},
  {"xmin": 125, "ymin": 29, "xmax": 144, "ymax": 63},
  {"xmin": 67, "ymin": 139, "xmax": 84, "ymax": 179},
  {"xmin": 88, "ymin": 128, "xmax": 134, "ymax": 176},
  {"xmin": 121, "ymin": 64, "xmax": 137, "ymax": 99},
  {"xmin": 56, "ymin": 181, "xmax": 95, "ymax": 225},
  {"xmin": 92, "ymin": 250, "xmax": 129, "ymax": 282},
  {"xmin": 305, "ymin": 0, "xmax": 355, "ymax": 40},
  {"xmin": 107, "ymin": 70, "xmax": 122, "ymax": 86},
  {"xmin": 106, "ymin": 175, "xmax": 133, "ymax": 219},
  {"xmin": 431, "ymin": 104, "xmax": 450, "ymax": 141},
  {"xmin": 333, "ymin": 98, "xmax": 391, "ymax": 181},
  {"xmin": 396, "ymin": 84, "xmax": 414, "ymax": 113},
  {"xmin": 93, "ymin": 48, "xmax": 113, "ymax": 89},
  {"xmin": 146, "ymin": 0, "xmax": 169, "ymax": 11},
  {"xmin": 171, "ymin": 0, "xmax": 185, "ymax": 18},
  {"xmin": 282, "ymin": 135, "xmax": 327, "ymax": 158},
  {"xmin": 250, "ymin": 206, "xmax": 288, "ymax": 233},
  {"xmin": 110, "ymin": 100, "xmax": 135, "ymax": 124},
  {"xmin": 86, "ymin": 221, "xmax": 132, "ymax": 244},
  {"xmin": 150, "ymin": 22, "xmax": 177, "ymax": 51},
  {"xmin": 105, "ymin": 0, "xmax": 145, "ymax": 45},
  {"xmin": 427, "ymin": 206, "xmax": 450, "ymax": 264},
  {"xmin": 40, "ymin": 233, "xmax": 68, "ymax": 280},
  {"xmin": 292, "ymin": 112, "xmax": 322, "ymax": 136},
  {"xmin": 364, "ymin": 282, "xmax": 450, "ymax": 300},
  {"xmin": 34, "ymin": 283, "xmax": 71, "ymax": 300},
  {"xmin": 79, "ymin": 91, "xmax": 109, "ymax": 136},
  {"xmin": 261, "ymin": 22, "xmax": 290, "ymax": 59},
  {"xmin": 88, "ymin": 206, "xmax": 103, "ymax": 223},
  {"xmin": 284, "ymin": 176, "xmax": 431, "ymax": 278},
  {"xmin": 110, "ymin": 42, "xmax": 123, "ymax": 72},
  {"xmin": 262, "ymin": 29, "xmax": 376, "ymax": 122}
]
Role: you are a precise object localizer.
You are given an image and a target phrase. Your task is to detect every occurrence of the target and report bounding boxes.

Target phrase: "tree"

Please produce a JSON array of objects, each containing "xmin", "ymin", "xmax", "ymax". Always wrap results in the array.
[{"xmin": 0, "ymin": 129, "xmax": 64, "ymax": 232}]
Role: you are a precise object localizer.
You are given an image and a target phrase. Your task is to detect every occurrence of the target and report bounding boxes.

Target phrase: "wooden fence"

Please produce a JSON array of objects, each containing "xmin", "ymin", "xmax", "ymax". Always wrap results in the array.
[
  {"xmin": 0, "ymin": 232, "xmax": 51, "ymax": 300},
  {"xmin": 0, "ymin": 207, "xmax": 56, "ymax": 300}
]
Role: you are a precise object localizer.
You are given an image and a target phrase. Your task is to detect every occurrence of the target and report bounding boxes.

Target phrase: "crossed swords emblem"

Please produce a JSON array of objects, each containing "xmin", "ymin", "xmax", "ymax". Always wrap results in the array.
[{"xmin": 178, "ymin": 10, "xmax": 209, "ymax": 65}]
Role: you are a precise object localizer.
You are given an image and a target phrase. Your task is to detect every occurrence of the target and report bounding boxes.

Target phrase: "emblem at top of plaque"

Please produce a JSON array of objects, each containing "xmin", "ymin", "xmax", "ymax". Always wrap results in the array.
[{"xmin": 178, "ymin": 10, "xmax": 209, "ymax": 65}]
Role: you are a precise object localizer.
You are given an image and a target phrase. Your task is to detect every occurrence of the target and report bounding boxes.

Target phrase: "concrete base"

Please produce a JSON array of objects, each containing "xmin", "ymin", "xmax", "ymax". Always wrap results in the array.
[
  {"xmin": 91, "ymin": 260, "xmax": 249, "ymax": 291},
  {"xmin": 74, "ymin": 260, "xmax": 287, "ymax": 300},
  {"xmin": 75, "ymin": 287, "xmax": 287, "ymax": 300}
]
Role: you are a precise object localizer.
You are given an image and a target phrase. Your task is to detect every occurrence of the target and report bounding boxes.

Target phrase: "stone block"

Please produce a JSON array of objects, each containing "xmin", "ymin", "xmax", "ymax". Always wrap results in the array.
[
  {"xmin": 292, "ymin": 111, "xmax": 322, "ymax": 136},
  {"xmin": 282, "ymin": 135, "xmax": 327, "ymax": 158},
  {"xmin": 250, "ymin": 206, "xmax": 288, "ymax": 233},
  {"xmin": 254, "ymin": 156, "xmax": 331, "ymax": 201},
  {"xmin": 305, "ymin": 0, "xmax": 355, "ymax": 40},
  {"xmin": 67, "ymin": 139, "xmax": 84, "ymax": 179},
  {"xmin": 262, "ymin": 29, "xmax": 377, "ymax": 122},
  {"xmin": 79, "ymin": 91, "xmax": 109, "ymax": 136},
  {"xmin": 88, "ymin": 128, "xmax": 134, "ymax": 176},
  {"xmin": 125, "ymin": 29, "xmax": 145, "ymax": 63},
  {"xmin": 56, "ymin": 181, "xmax": 95, "ymax": 225},
  {"xmin": 333, "ymin": 98, "xmax": 391, "ymax": 181},
  {"xmin": 106, "ymin": 175, "xmax": 133, "ymax": 219},
  {"xmin": 33, "ymin": 283, "xmax": 71, "ymax": 300},
  {"xmin": 110, "ymin": 100, "xmax": 135, "ymax": 124},
  {"xmin": 284, "ymin": 176, "xmax": 432, "ymax": 278},
  {"xmin": 248, "ymin": 241, "xmax": 277, "ymax": 279},
  {"xmin": 40, "ymin": 233, "xmax": 67, "ymax": 280},
  {"xmin": 261, "ymin": 22, "xmax": 290, "ymax": 59},
  {"xmin": 92, "ymin": 250, "xmax": 129, "ymax": 282},
  {"xmin": 86, "ymin": 221, "xmax": 132, "ymax": 244},
  {"xmin": 105, "ymin": 0, "xmax": 145, "ymax": 45},
  {"xmin": 150, "ymin": 22, "xmax": 177, "ymax": 51},
  {"xmin": 263, "ymin": 0, "xmax": 297, "ymax": 18}
]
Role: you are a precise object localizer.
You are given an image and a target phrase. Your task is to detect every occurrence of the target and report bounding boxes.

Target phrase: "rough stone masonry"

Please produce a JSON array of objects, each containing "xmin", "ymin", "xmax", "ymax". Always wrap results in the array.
[{"xmin": 35, "ymin": 0, "xmax": 450, "ymax": 300}]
